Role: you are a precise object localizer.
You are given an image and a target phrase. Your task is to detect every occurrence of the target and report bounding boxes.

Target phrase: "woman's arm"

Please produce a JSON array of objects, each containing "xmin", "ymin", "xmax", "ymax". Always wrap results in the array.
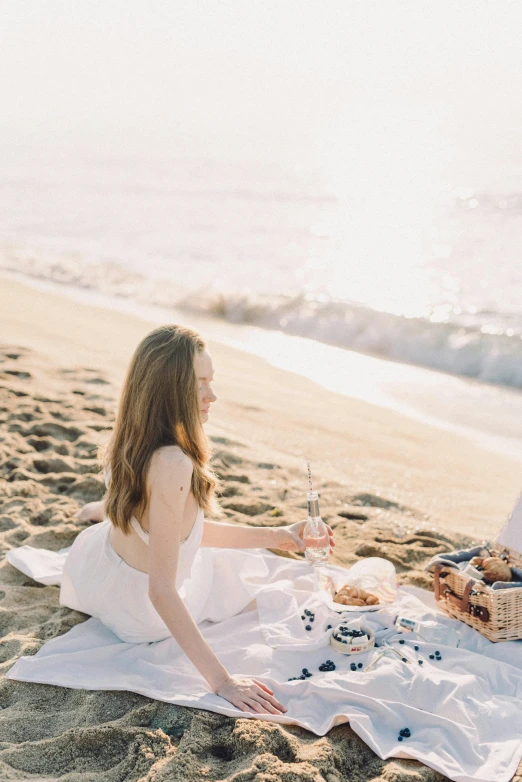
[
  {"xmin": 201, "ymin": 519, "xmax": 280, "ymax": 549},
  {"xmin": 146, "ymin": 449, "xmax": 286, "ymax": 714},
  {"xmin": 201, "ymin": 518, "xmax": 335, "ymax": 554},
  {"xmin": 147, "ymin": 449, "xmax": 228, "ymax": 690}
]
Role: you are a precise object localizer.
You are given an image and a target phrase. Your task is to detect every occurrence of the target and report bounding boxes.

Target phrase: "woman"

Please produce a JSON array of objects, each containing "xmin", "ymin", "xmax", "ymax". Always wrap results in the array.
[{"xmin": 59, "ymin": 324, "xmax": 334, "ymax": 716}]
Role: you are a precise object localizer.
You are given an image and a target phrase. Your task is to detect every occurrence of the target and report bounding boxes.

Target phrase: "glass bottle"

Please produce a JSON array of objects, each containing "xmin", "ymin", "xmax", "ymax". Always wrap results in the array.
[{"xmin": 303, "ymin": 490, "xmax": 330, "ymax": 567}]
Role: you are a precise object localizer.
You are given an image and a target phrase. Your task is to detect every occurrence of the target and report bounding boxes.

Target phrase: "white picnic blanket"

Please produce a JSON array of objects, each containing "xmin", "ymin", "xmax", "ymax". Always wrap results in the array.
[{"xmin": 5, "ymin": 543, "xmax": 522, "ymax": 782}]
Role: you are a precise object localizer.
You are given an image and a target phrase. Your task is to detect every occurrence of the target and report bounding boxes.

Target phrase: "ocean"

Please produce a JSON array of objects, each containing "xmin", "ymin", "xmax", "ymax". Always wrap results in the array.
[{"xmin": 1, "ymin": 151, "xmax": 522, "ymax": 459}]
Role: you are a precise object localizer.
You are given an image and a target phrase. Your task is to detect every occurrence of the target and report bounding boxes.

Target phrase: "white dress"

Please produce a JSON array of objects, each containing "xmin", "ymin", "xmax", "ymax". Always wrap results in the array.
[
  {"xmin": 59, "ymin": 509, "xmax": 207, "ymax": 643},
  {"xmin": 5, "ymin": 505, "xmax": 522, "ymax": 782}
]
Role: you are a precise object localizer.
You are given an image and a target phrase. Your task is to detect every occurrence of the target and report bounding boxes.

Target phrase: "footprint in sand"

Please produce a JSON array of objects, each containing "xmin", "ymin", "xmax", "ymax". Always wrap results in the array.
[
  {"xmin": 223, "ymin": 501, "xmax": 275, "ymax": 516},
  {"xmin": 3, "ymin": 370, "xmax": 32, "ymax": 380},
  {"xmin": 21, "ymin": 422, "xmax": 84, "ymax": 442}
]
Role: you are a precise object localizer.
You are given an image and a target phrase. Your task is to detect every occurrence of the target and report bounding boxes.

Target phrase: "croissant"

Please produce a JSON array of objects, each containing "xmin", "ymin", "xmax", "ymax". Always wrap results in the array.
[
  {"xmin": 481, "ymin": 557, "xmax": 512, "ymax": 584},
  {"xmin": 333, "ymin": 594, "xmax": 355, "ymax": 605},
  {"xmin": 336, "ymin": 586, "xmax": 366, "ymax": 600},
  {"xmin": 333, "ymin": 583, "xmax": 380, "ymax": 605}
]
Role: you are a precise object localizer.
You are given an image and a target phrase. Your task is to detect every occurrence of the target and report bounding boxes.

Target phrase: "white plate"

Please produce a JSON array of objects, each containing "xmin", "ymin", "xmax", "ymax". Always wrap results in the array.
[{"xmin": 318, "ymin": 590, "xmax": 395, "ymax": 613}]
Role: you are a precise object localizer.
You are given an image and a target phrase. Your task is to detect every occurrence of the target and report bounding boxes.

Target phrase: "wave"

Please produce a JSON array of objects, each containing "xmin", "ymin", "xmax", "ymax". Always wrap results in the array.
[
  {"xmin": 3, "ymin": 250, "xmax": 522, "ymax": 390},
  {"xmin": 179, "ymin": 291, "xmax": 522, "ymax": 389}
]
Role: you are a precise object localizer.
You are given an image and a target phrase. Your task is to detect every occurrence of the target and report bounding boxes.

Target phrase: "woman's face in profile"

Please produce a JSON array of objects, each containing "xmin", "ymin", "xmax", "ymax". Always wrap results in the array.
[{"xmin": 194, "ymin": 349, "xmax": 217, "ymax": 424}]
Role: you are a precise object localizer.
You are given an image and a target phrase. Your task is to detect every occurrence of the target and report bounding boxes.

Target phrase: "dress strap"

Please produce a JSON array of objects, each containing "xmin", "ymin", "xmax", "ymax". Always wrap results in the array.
[
  {"xmin": 130, "ymin": 516, "xmax": 149, "ymax": 545},
  {"xmin": 130, "ymin": 508, "xmax": 203, "ymax": 546}
]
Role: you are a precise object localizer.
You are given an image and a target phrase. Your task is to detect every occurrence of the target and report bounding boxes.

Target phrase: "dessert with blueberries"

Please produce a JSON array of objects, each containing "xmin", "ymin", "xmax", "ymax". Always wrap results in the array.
[{"xmin": 330, "ymin": 624, "xmax": 374, "ymax": 654}]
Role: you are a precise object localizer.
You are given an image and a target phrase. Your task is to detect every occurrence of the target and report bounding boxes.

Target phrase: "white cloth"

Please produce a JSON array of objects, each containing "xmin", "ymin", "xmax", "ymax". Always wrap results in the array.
[{"xmin": 5, "ymin": 523, "xmax": 522, "ymax": 782}]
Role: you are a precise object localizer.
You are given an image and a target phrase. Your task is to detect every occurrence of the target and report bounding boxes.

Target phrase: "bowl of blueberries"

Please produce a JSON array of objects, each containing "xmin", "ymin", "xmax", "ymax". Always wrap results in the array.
[{"xmin": 329, "ymin": 623, "xmax": 375, "ymax": 655}]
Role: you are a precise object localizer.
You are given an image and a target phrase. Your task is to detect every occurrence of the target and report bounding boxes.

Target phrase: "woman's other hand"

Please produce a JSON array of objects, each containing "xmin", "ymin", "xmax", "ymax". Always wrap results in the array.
[
  {"xmin": 74, "ymin": 500, "xmax": 105, "ymax": 523},
  {"xmin": 274, "ymin": 520, "xmax": 335, "ymax": 554},
  {"xmin": 216, "ymin": 675, "xmax": 287, "ymax": 714}
]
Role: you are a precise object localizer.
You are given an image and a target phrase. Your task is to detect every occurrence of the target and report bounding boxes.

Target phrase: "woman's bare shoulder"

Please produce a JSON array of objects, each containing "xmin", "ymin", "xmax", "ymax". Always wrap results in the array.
[{"xmin": 149, "ymin": 446, "xmax": 193, "ymax": 480}]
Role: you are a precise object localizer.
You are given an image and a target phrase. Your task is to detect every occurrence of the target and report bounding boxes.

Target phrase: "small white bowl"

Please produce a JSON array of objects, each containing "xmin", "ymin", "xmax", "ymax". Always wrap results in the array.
[{"xmin": 329, "ymin": 626, "xmax": 375, "ymax": 655}]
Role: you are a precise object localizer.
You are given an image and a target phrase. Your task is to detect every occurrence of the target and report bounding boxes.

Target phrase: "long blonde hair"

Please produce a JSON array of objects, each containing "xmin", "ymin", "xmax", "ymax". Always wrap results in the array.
[{"xmin": 101, "ymin": 324, "xmax": 221, "ymax": 533}]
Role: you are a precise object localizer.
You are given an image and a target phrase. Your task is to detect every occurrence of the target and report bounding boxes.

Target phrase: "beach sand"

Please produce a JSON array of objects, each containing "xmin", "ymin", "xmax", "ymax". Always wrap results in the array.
[{"xmin": 1, "ymin": 277, "xmax": 521, "ymax": 781}]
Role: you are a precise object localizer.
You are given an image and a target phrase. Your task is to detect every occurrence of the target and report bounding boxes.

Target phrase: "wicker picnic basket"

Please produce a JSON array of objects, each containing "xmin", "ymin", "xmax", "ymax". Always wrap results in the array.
[{"xmin": 433, "ymin": 494, "xmax": 522, "ymax": 642}]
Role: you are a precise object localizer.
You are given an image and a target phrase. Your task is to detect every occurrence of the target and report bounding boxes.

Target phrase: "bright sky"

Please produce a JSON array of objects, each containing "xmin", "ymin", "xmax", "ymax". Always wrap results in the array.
[{"xmin": 1, "ymin": 1, "xmax": 521, "ymax": 167}]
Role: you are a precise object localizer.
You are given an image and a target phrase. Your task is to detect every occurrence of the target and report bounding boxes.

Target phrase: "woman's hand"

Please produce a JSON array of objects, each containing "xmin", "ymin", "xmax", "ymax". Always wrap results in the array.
[
  {"xmin": 273, "ymin": 520, "xmax": 335, "ymax": 554},
  {"xmin": 74, "ymin": 500, "xmax": 105, "ymax": 523},
  {"xmin": 216, "ymin": 675, "xmax": 287, "ymax": 715}
]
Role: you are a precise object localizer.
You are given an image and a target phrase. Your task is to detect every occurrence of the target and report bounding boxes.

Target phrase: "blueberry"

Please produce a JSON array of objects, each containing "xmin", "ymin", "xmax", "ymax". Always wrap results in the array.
[
  {"xmin": 310, "ymin": 617, "xmax": 314, "ymax": 622},
  {"xmin": 329, "ymin": 663, "xmax": 336, "ymax": 670},
  {"xmin": 401, "ymin": 657, "xmax": 407, "ymax": 662},
  {"xmin": 399, "ymin": 639, "xmax": 405, "ymax": 645},
  {"xmin": 435, "ymin": 651, "xmax": 440, "ymax": 655},
  {"xmin": 429, "ymin": 654, "xmax": 435, "ymax": 659},
  {"xmin": 301, "ymin": 615, "xmax": 305, "ymax": 620},
  {"xmin": 400, "ymin": 728, "xmax": 411, "ymax": 738},
  {"xmin": 305, "ymin": 625, "xmax": 312, "ymax": 631},
  {"xmin": 414, "ymin": 645, "xmax": 419, "ymax": 651},
  {"xmin": 418, "ymin": 660, "xmax": 423, "ymax": 665},
  {"xmin": 358, "ymin": 663, "xmax": 363, "ymax": 668},
  {"xmin": 305, "ymin": 672, "xmax": 312, "ymax": 677},
  {"xmin": 327, "ymin": 625, "xmax": 332, "ymax": 630},
  {"xmin": 350, "ymin": 663, "xmax": 357, "ymax": 671},
  {"xmin": 299, "ymin": 674, "xmax": 306, "ymax": 679},
  {"xmin": 398, "ymin": 736, "xmax": 403, "ymax": 741},
  {"xmin": 342, "ymin": 639, "xmax": 348, "ymax": 644},
  {"xmin": 326, "ymin": 660, "xmax": 333, "ymax": 664},
  {"xmin": 302, "ymin": 668, "xmax": 308, "ymax": 674}
]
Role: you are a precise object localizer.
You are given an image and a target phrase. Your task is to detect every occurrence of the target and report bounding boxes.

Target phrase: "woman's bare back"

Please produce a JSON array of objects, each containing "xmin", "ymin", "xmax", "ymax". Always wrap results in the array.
[{"xmin": 109, "ymin": 445, "xmax": 198, "ymax": 574}]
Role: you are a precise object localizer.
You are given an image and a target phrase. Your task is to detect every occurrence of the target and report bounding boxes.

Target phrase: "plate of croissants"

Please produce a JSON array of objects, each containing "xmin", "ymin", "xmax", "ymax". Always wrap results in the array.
[{"xmin": 318, "ymin": 558, "xmax": 398, "ymax": 611}]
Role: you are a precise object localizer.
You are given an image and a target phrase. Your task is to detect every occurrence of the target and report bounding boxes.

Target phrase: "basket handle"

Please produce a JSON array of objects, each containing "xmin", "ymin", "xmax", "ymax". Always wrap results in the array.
[{"xmin": 433, "ymin": 564, "xmax": 490, "ymax": 623}]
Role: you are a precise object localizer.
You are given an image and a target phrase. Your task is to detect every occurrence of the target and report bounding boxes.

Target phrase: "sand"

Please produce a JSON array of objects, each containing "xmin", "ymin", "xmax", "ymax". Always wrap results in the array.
[{"xmin": 1, "ymin": 277, "xmax": 521, "ymax": 782}]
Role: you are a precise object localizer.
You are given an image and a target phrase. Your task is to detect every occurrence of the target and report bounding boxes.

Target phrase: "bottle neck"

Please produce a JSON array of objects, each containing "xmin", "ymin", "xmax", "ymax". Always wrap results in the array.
[{"xmin": 307, "ymin": 490, "xmax": 320, "ymax": 519}]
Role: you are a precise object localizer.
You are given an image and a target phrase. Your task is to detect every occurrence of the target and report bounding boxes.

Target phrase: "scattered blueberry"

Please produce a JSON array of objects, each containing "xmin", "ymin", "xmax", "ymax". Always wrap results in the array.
[
  {"xmin": 414, "ymin": 645, "xmax": 419, "ymax": 651},
  {"xmin": 399, "ymin": 639, "xmax": 405, "ymax": 645},
  {"xmin": 401, "ymin": 657, "xmax": 407, "ymax": 662},
  {"xmin": 398, "ymin": 736, "xmax": 403, "ymax": 741},
  {"xmin": 435, "ymin": 651, "xmax": 440, "ymax": 656},
  {"xmin": 302, "ymin": 668, "xmax": 308, "ymax": 674},
  {"xmin": 305, "ymin": 625, "xmax": 312, "ymax": 631},
  {"xmin": 400, "ymin": 728, "xmax": 411, "ymax": 738},
  {"xmin": 299, "ymin": 674, "xmax": 306, "ymax": 680},
  {"xmin": 350, "ymin": 663, "xmax": 357, "ymax": 671},
  {"xmin": 301, "ymin": 615, "xmax": 305, "ymax": 620},
  {"xmin": 429, "ymin": 654, "xmax": 435, "ymax": 660},
  {"xmin": 304, "ymin": 609, "xmax": 311, "ymax": 616},
  {"xmin": 357, "ymin": 662, "xmax": 363, "ymax": 668},
  {"xmin": 310, "ymin": 616, "xmax": 314, "ymax": 622},
  {"xmin": 327, "ymin": 624, "xmax": 332, "ymax": 630},
  {"xmin": 418, "ymin": 660, "xmax": 423, "ymax": 665}
]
